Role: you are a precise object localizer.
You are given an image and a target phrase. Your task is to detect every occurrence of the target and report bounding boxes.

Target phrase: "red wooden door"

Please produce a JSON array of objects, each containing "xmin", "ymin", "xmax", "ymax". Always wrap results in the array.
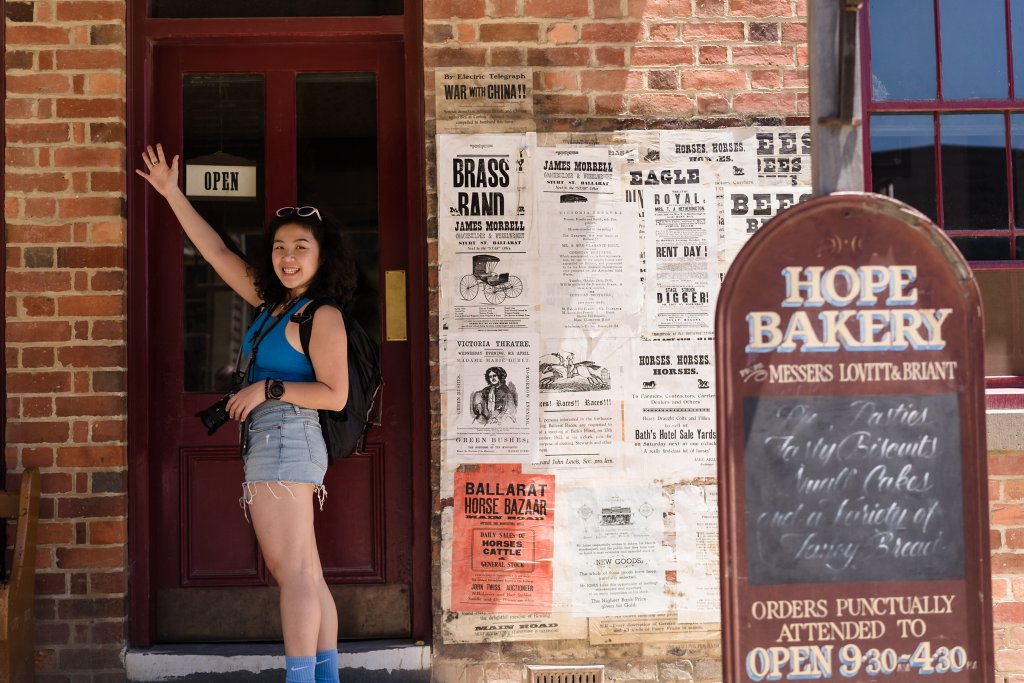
[{"xmin": 146, "ymin": 42, "xmax": 414, "ymax": 641}]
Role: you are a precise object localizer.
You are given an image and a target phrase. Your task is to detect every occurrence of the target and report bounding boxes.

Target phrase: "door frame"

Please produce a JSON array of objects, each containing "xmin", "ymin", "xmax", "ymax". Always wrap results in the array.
[{"xmin": 125, "ymin": 2, "xmax": 429, "ymax": 648}]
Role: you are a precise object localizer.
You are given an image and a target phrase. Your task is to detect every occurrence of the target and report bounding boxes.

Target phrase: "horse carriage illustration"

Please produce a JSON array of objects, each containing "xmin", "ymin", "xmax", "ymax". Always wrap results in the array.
[{"xmin": 459, "ymin": 254, "xmax": 524, "ymax": 305}]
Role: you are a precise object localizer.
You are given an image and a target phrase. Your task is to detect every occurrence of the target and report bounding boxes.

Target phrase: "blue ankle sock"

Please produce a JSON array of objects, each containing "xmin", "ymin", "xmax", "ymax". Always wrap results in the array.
[
  {"xmin": 285, "ymin": 655, "xmax": 317, "ymax": 683},
  {"xmin": 315, "ymin": 649, "xmax": 340, "ymax": 683}
]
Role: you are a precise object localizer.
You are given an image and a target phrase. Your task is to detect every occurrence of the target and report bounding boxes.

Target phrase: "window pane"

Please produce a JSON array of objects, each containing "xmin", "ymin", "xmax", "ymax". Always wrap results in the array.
[
  {"xmin": 951, "ymin": 235, "xmax": 1011, "ymax": 260},
  {"xmin": 940, "ymin": 0, "xmax": 1008, "ymax": 99},
  {"xmin": 153, "ymin": 0, "xmax": 401, "ymax": 17},
  {"xmin": 870, "ymin": 114, "xmax": 938, "ymax": 221},
  {"xmin": 1014, "ymin": 114, "xmax": 1024, "ymax": 228},
  {"xmin": 869, "ymin": 0, "xmax": 937, "ymax": 101},
  {"xmin": 975, "ymin": 269, "xmax": 1024, "ymax": 376},
  {"xmin": 941, "ymin": 113, "xmax": 1008, "ymax": 229},
  {"xmin": 182, "ymin": 74, "xmax": 265, "ymax": 392},
  {"xmin": 296, "ymin": 73, "xmax": 381, "ymax": 345},
  {"xmin": 1015, "ymin": 0, "xmax": 1024, "ymax": 98}
]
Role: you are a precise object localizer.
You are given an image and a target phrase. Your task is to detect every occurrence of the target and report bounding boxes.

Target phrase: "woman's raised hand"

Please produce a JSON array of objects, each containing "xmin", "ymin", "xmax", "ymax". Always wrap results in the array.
[{"xmin": 136, "ymin": 143, "xmax": 180, "ymax": 197}]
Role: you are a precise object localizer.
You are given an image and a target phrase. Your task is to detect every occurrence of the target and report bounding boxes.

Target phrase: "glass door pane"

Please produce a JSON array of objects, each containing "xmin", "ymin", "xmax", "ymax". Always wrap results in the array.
[
  {"xmin": 181, "ymin": 74, "xmax": 265, "ymax": 392},
  {"xmin": 296, "ymin": 73, "xmax": 381, "ymax": 343}
]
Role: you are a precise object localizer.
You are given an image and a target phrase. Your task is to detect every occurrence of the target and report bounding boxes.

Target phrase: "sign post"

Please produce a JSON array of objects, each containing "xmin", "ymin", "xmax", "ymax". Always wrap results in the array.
[{"xmin": 716, "ymin": 193, "xmax": 992, "ymax": 681}]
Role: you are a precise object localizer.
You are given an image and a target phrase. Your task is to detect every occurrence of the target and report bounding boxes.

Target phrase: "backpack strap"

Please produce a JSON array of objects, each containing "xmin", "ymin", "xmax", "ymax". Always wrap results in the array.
[{"xmin": 291, "ymin": 297, "xmax": 341, "ymax": 361}]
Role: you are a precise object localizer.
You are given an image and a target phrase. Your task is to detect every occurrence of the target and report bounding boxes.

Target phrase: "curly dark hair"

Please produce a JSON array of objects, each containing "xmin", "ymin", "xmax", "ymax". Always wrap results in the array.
[
  {"xmin": 252, "ymin": 209, "xmax": 357, "ymax": 305},
  {"xmin": 484, "ymin": 366, "xmax": 508, "ymax": 384}
]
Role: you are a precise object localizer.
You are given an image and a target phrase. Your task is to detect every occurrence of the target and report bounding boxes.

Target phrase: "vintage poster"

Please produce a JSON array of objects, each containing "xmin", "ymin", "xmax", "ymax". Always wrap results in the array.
[
  {"xmin": 559, "ymin": 483, "xmax": 669, "ymax": 616},
  {"xmin": 438, "ymin": 133, "xmax": 533, "ymax": 254},
  {"xmin": 535, "ymin": 146, "xmax": 625, "ymax": 200},
  {"xmin": 535, "ymin": 337, "xmax": 626, "ymax": 471},
  {"xmin": 451, "ymin": 464, "xmax": 555, "ymax": 613},
  {"xmin": 537, "ymin": 200, "xmax": 642, "ymax": 337},
  {"xmin": 439, "ymin": 253, "xmax": 537, "ymax": 334},
  {"xmin": 720, "ymin": 186, "xmax": 812, "ymax": 280},
  {"xmin": 589, "ymin": 615, "xmax": 720, "ymax": 646},
  {"xmin": 435, "ymin": 68, "xmax": 533, "ymax": 134},
  {"xmin": 755, "ymin": 126, "xmax": 812, "ymax": 186},
  {"xmin": 443, "ymin": 333, "xmax": 538, "ymax": 465},
  {"xmin": 641, "ymin": 182, "xmax": 718, "ymax": 336},
  {"xmin": 441, "ymin": 610, "xmax": 589, "ymax": 644},
  {"xmin": 674, "ymin": 485, "xmax": 720, "ymax": 623},
  {"xmin": 660, "ymin": 128, "xmax": 757, "ymax": 185},
  {"xmin": 623, "ymin": 339, "xmax": 716, "ymax": 480}
]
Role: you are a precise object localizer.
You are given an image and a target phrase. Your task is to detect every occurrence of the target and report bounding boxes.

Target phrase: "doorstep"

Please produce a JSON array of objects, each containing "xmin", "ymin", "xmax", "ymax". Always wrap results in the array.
[{"xmin": 125, "ymin": 641, "xmax": 431, "ymax": 682}]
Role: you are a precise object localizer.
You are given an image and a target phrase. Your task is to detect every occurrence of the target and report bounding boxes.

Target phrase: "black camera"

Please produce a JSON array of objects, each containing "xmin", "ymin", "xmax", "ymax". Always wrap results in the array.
[{"xmin": 196, "ymin": 392, "xmax": 234, "ymax": 435}]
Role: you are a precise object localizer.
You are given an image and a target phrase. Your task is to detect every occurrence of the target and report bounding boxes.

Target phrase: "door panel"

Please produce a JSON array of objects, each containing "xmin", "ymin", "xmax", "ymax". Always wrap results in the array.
[{"xmin": 149, "ymin": 42, "xmax": 411, "ymax": 641}]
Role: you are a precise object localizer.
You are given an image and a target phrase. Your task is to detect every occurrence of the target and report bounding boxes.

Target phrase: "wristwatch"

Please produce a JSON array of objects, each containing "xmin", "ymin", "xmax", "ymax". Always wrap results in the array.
[{"xmin": 266, "ymin": 378, "xmax": 285, "ymax": 400}]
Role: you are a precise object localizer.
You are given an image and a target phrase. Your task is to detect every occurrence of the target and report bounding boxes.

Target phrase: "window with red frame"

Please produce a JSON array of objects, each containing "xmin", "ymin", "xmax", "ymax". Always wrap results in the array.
[{"xmin": 864, "ymin": 0, "xmax": 1024, "ymax": 383}]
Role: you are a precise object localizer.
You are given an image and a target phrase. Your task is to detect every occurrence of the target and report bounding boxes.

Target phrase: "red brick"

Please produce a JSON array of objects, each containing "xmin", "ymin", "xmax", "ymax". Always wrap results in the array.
[
  {"xmin": 23, "ymin": 295, "xmax": 57, "ymax": 317},
  {"xmin": 57, "ymin": 246, "xmax": 124, "ymax": 268},
  {"xmin": 22, "ymin": 347, "xmax": 56, "ymax": 368},
  {"xmin": 581, "ymin": 70, "xmax": 643, "ymax": 91},
  {"xmin": 594, "ymin": 0, "xmax": 624, "ymax": 18},
  {"xmin": 424, "ymin": 0, "xmax": 485, "ymax": 19},
  {"xmin": 7, "ymin": 421, "xmax": 70, "ymax": 444},
  {"xmin": 55, "ymin": 396, "xmax": 125, "ymax": 417},
  {"xmin": 91, "ymin": 621, "xmax": 126, "ymax": 645},
  {"xmin": 525, "ymin": 0, "xmax": 587, "ymax": 17},
  {"xmin": 56, "ymin": 295, "xmax": 123, "ymax": 317},
  {"xmin": 89, "ymin": 271, "xmax": 124, "ymax": 292},
  {"xmin": 52, "ymin": 146, "xmax": 122, "ymax": 168},
  {"xmin": 5, "ymin": 98, "xmax": 36, "ymax": 118},
  {"xmin": 527, "ymin": 47, "xmax": 589, "ymax": 66},
  {"xmin": 6, "ymin": 172, "xmax": 70, "ymax": 192},
  {"xmin": 683, "ymin": 21, "xmax": 744, "ymax": 41},
  {"xmin": 632, "ymin": 46, "xmax": 694, "ymax": 66},
  {"xmin": 89, "ymin": 121, "xmax": 124, "ymax": 143},
  {"xmin": 594, "ymin": 94, "xmax": 626, "ymax": 115},
  {"xmin": 423, "ymin": 23, "xmax": 453, "ymax": 43},
  {"xmin": 55, "ymin": 1, "xmax": 125, "ymax": 21},
  {"xmin": 535, "ymin": 94, "xmax": 589, "ymax": 115},
  {"xmin": 89, "ymin": 520, "xmax": 126, "ymax": 545},
  {"xmin": 783, "ymin": 69, "xmax": 808, "ymax": 88},
  {"xmin": 733, "ymin": 92, "xmax": 796, "ymax": 113},
  {"xmin": 92, "ymin": 320, "xmax": 124, "ymax": 340},
  {"xmin": 649, "ymin": 23, "xmax": 679, "ymax": 41},
  {"xmin": 629, "ymin": 0, "xmax": 690, "ymax": 18},
  {"xmin": 41, "ymin": 472, "xmax": 74, "ymax": 495},
  {"xmin": 782, "ymin": 22, "xmax": 808, "ymax": 42},
  {"xmin": 996, "ymin": 601, "xmax": 1024, "ymax": 623},
  {"xmin": 90, "ymin": 571, "xmax": 127, "ymax": 594},
  {"xmin": 23, "ymin": 198, "xmax": 58, "ymax": 219},
  {"xmin": 733, "ymin": 46, "xmax": 795, "ymax": 66},
  {"xmin": 91, "ymin": 420, "xmax": 126, "ymax": 443},
  {"xmin": 629, "ymin": 93, "xmax": 695, "ymax": 116},
  {"xmin": 56, "ymin": 446, "xmax": 124, "ymax": 468},
  {"xmin": 23, "ymin": 396, "xmax": 54, "ymax": 418},
  {"xmin": 55, "ymin": 98, "xmax": 123, "ymax": 119},
  {"xmin": 85, "ymin": 72, "xmax": 124, "ymax": 96},
  {"xmin": 55, "ymin": 49, "xmax": 123, "ymax": 70},
  {"xmin": 994, "ymin": 504, "xmax": 1024, "ymax": 526},
  {"xmin": 21, "ymin": 447, "xmax": 55, "ymax": 468},
  {"xmin": 541, "ymin": 70, "xmax": 578, "ymax": 91},
  {"xmin": 730, "ymin": 0, "xmax": 793, "ymax": 16},
  {"xmin": 695, "ymin": 0, "xmax": 724, "ymax": 16},
  {"xmin": 424, "ymin": 47, "xmax": 487, "ymax": 67},
  {"xmin": 487, "ymin": 0, "xmax": 520, "ymax": 17},
  {"xmin": 751, "ymin": 69, "xmax": 782, "ymax": 89},
  {"xmin": 683, "ymin": 69, "xmax": 746, "ymax": 90},
  {"xmin": 56, "ymin": 345, "xmax": 125, "ymax": 368},
  {"xmin": 698, "ymin": 46, "xmax": 728, "ymax": 64},
  {"xmin": 594, "ymin": 47, "xmax": 626, "ymax": 66},
  {"xmin": 581, "ymin": 22, "xmax": 644, "ymax": 42},
  {"xmin": 8, "ymin": 371, "xmax": 71, "ymax": 394},
  {"xmin": 489, "ymin": 47, "xmax": 525, "ymax": 66},
  {"xmin": 991, "ymin": 454, "xmax": 1024, "ymax": 476},
  {"xmin": 993, "ymin": 553, "xmax": 1024, "ymax": 574},
  {"xmin": 56, "ymin": 495, "xmax": 127, "ymax": 519},
  {"xmin": 479, "ymin": 23, "xmax": 540, "ymax": 42},
  {"xmin": 6, "ymin": 25, "xmax": 72, "ymax": 45},
  {"xmin": 6, "ymin": 147, "xmax": 37, "ymax": 167},
  {"xmin": 5, "ymin": 123, "xmax": 70, "ymax": 144},
  {"xmin": 7, "ymin": 74, "xmax": 72, "ymax": 95}
]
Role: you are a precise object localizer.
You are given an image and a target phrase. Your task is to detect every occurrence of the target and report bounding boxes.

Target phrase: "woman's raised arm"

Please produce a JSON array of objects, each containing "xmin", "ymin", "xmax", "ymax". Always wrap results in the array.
[{"xmin": 137, "ymin": 143, "xmax": 261, "ymax": 306}]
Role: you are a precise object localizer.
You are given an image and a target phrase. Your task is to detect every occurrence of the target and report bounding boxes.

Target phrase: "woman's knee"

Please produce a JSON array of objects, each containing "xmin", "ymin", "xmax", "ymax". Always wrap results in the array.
[{"xmin": 266, "ymin": 554, "xmax": 320, "ymax": 586}]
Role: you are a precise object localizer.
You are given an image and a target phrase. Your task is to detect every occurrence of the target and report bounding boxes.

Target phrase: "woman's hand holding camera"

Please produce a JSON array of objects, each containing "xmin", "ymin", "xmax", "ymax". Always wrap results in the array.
[{"xmin": 226, "ymin": 381, "xmax": 268, "ymax": 422}]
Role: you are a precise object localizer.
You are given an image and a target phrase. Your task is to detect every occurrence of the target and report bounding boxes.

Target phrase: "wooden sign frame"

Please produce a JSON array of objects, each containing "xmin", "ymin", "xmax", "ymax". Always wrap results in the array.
[{"xmin": 716, "ymin": 193, "xmax": 992, "ymax": 682}]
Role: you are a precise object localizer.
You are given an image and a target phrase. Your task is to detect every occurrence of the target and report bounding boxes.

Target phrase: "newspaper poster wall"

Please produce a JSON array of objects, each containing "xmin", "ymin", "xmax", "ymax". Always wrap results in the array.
[
  {"xmin": 441, "ymin": 610, "xmax": 588, "ymax": 644},
  {"xmin": 438, "ymin": 133, "xmax": 533, "ymax": 254},
  {"xmin": 558, "ymin": 483, "xmax": 669, "ymax": 616},
  {"xmin": 443, "ymin": 333, "xmax": 538, "ymax": 465},
  {"xmin": 623, "ymin": 339, "xmax": 716, "ymax": 480},
  {"xmin": 435, "ymin": 68, "xmax": 534, "ymax": 134},
  {"xmin": 640, "ymin": 180, "xmax": 719, "ymax": 336},
  {"xmin": 536, "ymin": 199, "xmax": 642, "ymax": 336},
  {"xmin": 451, "ymin": 464, "xmax": 555, "ymax": 613},
  {"xmin": 660, "ymin": 128, "xmax": 757, "ymax": 184},
  {"xmin": 720, "ymin": 186, "xmax": 812, "ymax": 280},
  {"xmin": 674, "ymin": 485, "xmax": 720, "ymax": 623},
  {"xmin": 535, "ymin": 146, "xmax": 624, "ymax": 201},
  {"xmin": 755, "ymin": 126, "xmax": 812, "ymax": 186},
  {"xmin": 440, "ymin": 253, "xmax": 537, "ymax": 334}
]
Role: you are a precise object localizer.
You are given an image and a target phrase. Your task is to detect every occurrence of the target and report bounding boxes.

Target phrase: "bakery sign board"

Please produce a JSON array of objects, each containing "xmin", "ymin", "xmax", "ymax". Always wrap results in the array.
[{"xmin": 715, "ymin": 193, "xmax": 992, "ymax": 682}]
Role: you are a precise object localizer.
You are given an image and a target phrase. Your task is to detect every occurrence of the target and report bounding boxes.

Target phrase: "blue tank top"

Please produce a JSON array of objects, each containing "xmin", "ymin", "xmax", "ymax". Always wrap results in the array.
[{"xmin": 240, "ymin": 298, "xmax": 316, "ymax": 383}]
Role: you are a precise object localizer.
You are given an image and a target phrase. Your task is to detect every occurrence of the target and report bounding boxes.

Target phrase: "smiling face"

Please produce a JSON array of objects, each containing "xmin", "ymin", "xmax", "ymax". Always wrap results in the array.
[{"xmin": 272, "ymin": 223, "xmax": 321, "ymax": 297}]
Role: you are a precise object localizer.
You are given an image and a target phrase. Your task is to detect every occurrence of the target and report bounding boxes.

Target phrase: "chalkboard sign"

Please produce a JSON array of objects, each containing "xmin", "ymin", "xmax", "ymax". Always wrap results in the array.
[{"xmin": 744, "ymin": 393, "xmax": 964, "ymax": 584}]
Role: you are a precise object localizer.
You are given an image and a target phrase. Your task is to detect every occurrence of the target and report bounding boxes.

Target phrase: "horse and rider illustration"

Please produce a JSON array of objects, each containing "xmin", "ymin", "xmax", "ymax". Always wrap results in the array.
[{"xmin": 539, "ymin": 351, "xmax": 611, "ymax": 392}]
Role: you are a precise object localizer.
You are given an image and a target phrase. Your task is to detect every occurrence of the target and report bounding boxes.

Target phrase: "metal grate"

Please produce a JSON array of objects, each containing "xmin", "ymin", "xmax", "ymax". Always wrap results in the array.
[{"xmin": 527, "ymin": 665, "xmax": 605, "ymax": 683}]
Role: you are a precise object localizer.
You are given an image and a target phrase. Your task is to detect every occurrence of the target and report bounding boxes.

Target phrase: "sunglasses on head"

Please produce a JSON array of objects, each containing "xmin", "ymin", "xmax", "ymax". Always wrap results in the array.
[{"xmin": 275, "ymin": 206, "xmax": 323, "ymax": 222}]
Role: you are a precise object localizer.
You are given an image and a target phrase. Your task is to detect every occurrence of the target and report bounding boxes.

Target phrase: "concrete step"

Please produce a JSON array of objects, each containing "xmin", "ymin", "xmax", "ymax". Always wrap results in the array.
[{"xmin": 126, "ymin": 641, "xmax": 431, "ymax": 682}]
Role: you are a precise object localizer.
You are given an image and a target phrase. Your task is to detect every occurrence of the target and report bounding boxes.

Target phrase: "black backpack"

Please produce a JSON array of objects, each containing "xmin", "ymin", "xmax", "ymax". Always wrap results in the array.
[{"xmin": 292, "ymin": 297, "xmax": 383, "ymax": 462}]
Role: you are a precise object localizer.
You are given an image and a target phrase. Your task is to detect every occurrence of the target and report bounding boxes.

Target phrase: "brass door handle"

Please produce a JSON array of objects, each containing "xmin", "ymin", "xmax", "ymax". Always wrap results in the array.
[{"xmin": 385, "ymin": 269, "xmax": 407, "ymax": 341}]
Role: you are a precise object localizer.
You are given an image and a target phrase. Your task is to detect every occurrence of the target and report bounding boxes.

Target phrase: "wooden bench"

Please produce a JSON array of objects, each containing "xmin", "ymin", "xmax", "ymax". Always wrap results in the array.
[{"xmin": 0, "ymin": 468, "xmax": 41, "ymax": 683}]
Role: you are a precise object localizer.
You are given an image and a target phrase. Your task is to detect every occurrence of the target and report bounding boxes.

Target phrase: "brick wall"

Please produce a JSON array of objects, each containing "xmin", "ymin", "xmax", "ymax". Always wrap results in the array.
[
  {"xmin": 4, "ymin": 1, "xmax": 127, "ymax": 681},
  {"xmin": 990, "ymin": 448, "xmax": 1024, "ymax": 681},
  {"xmin": 424, "ymin": 1, "xmax": 809, "ymax": 680}
]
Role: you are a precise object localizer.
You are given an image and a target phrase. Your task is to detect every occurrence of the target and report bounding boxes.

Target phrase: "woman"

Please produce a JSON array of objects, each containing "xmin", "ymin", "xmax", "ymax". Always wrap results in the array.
[
  {"xmin": 138, "ymin": 144, "xmax": 349, "ymax": 683},
  {"xmin": 470, "ymin": 366, "xmax": 517, "ymax": 425}
]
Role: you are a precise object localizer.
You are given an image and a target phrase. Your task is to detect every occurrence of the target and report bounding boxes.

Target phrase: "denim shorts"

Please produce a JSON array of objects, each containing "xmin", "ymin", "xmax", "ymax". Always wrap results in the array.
[{"xmin": 242, "ymin": 401, "xmax": 328, "ymax": 486}]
